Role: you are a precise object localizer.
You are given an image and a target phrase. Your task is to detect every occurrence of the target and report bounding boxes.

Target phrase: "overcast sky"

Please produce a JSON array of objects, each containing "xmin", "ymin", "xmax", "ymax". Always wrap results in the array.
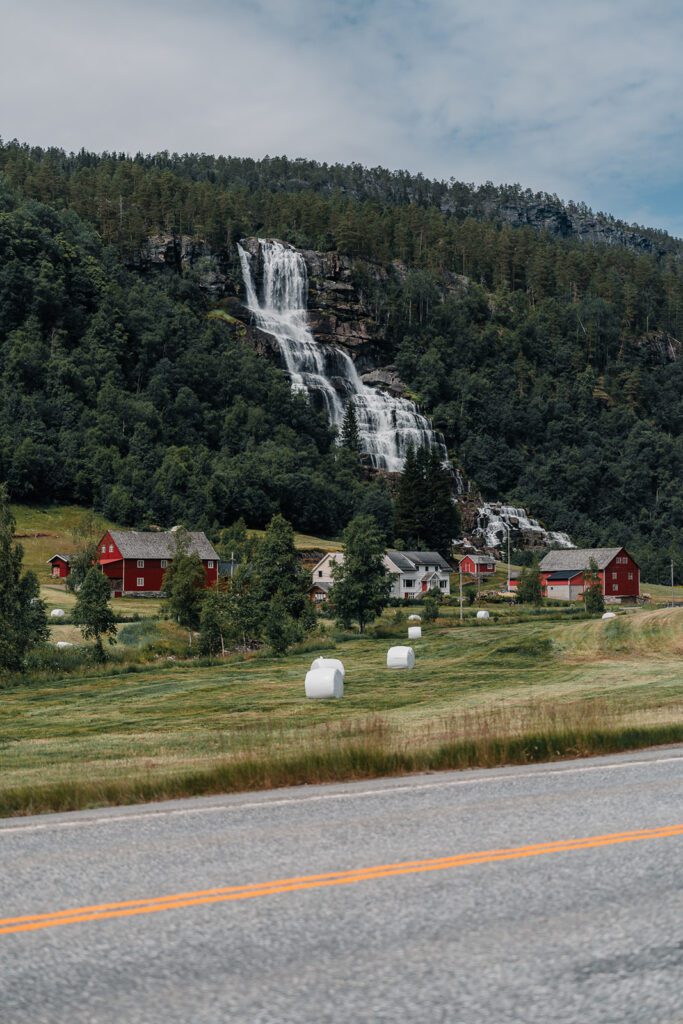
[{"xmin": 1, "ymin": 0, "xmax": 682, "ymax": 236}]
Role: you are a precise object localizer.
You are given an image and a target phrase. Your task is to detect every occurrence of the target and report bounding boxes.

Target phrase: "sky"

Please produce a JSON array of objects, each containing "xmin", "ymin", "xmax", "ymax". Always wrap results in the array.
[{"xmin": 1, "ymin": 0, "xmax": 682, "ymax": 236}]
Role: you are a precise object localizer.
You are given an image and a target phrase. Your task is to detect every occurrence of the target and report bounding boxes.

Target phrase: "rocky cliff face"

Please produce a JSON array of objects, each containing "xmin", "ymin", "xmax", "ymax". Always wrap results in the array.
[{"xmin": 484, "ymin": 201, "xmax": 667, "ymax": 256}]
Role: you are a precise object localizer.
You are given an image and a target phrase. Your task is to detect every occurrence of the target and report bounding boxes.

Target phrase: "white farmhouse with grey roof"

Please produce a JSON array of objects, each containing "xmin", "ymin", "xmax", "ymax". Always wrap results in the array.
[{"xmin": 310, "ymin": 549, "xmax": 451, "ymax": 601}]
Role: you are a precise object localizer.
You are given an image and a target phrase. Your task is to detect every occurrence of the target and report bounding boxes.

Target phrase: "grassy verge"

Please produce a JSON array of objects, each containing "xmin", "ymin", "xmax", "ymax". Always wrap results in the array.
[
  {"xmin": 3, "ymin": 716, "xmax": 681, "ymax": 818},
  {"xmin": 2, "ymin": 606, "xmax": 683, "ymax": 817}
]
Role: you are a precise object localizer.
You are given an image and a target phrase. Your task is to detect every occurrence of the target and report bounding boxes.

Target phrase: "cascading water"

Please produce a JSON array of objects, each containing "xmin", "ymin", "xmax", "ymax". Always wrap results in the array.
[{"xmin": 238, "ymin": 239, "xmax": 447, "ymax": 472}]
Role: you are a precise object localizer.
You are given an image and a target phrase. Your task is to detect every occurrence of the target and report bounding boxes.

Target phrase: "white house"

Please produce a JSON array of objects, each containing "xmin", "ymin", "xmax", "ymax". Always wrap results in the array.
[{"xmin": 310, "ymin": 550, "xmax": 451, "ymax": 601}]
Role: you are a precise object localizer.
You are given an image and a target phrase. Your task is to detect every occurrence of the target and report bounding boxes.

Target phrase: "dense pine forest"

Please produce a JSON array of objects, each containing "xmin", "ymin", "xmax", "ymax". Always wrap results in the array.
[{"xmin": 1, "ymin": 139, "xmax": 683, "ymax": 582}]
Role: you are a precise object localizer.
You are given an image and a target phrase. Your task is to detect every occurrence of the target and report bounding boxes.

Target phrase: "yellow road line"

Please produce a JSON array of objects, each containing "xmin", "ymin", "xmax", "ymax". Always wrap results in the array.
[{"xmin": 2, "ymin": 823, "xmax": 681, "ymax": 936}]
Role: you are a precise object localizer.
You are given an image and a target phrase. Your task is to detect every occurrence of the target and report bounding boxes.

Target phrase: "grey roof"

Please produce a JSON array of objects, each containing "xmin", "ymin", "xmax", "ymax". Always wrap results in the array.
[
  {"xmin": 386, "ymin": 550, "xmax": 450, "ymax": 571},
  {"xmin": 309, "ymin": 580, "xmax": 332, "ymax": 593},
  {"xmin": 467, "ymin": 555, "xmax": 496, "ymax": 565},
  {"xmin": 108, "ymin": 530, "xmax": 219, "ymax": 561},
  {"xmin": 546, "ymin": 569, "xmax": 584, "ymax": 581},
  {"xmin": 540, "ymin": 547, "xmax": 625, "ymax": 572},
  {"xmin": 47, "ymin": 553, "xmax": 71, "ymax": 563}
]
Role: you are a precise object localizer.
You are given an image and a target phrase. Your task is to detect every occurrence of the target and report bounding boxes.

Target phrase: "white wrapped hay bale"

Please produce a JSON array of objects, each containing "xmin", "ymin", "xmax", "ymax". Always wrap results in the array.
[
  {"xmin": 310, "ymin": 656, "xmax": 345, "ymax": 679},
  {"xmin": 408, "ymin": 614, "xmax": 422, "ymax": 623},
  {"xmin": 408, "ymin": 625, "xmax": 422, "ymax": 640},
  {"xmin": 602, "ymin": 611, "xmax": 617, "ymax": 620},
  {"xmin": 476, "ymin": 610, "xmax": 490, "ymax": 620},
  {"xmin": 305, "ymin": 667, "xmax": 344, "ymax": 699},
  {"xmin": 50, "ymin": 608, "xmax": 66, "ymax": 619},
  {"xmin": 387, "ymin": 646, "xmax": 415, "ymax": 669},
  {"xmin": 55, "ymin": 641, "xmax": 73, "ymax": 649}
]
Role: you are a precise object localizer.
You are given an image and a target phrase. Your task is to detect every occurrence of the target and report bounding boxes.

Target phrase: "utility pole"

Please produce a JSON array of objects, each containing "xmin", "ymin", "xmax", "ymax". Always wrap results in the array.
[
  {"xmin": 459, "ymin": 563, "xmax": 463, "ymax": 623},
  {"xmin": 502, "ymin": 523, "xmax": 511, "ymax": 591},
  {"xmin": 671, "ymin": 557, "xmax": 675, "ymax": 608}
]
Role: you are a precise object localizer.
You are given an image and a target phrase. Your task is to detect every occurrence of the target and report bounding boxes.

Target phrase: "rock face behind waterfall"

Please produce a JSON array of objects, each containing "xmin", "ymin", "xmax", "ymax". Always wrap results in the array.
[
  {"xmin": 236, "ymin": 238, "xmax": 447, "ymax": 473},
  {"xmin": 238, "ymin": 237, "xmax": 385, "ymax": 361}
]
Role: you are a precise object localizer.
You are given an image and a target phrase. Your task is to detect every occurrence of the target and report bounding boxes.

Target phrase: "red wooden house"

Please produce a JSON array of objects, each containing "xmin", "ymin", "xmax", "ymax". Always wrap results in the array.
[
  {"xmin": 460, "ymin": 554, "xmax": 496, "ymax": 577},
  {"xmin": 539, "ymin": 547, "xmax": 640, "ymax": 602},
  {"xmin": 47, "ymin": 554, "xmax": 71, "ymax": 579},
  {"xmin": 96, "ymin": 530, "xmax": 219, "ymax": 597}
]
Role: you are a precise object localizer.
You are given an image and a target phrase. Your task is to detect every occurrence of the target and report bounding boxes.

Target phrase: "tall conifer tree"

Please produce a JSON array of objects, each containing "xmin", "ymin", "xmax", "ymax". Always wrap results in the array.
[{"xmin": 0, "ymin": 483, "xmax": 49, "ymax": 672}]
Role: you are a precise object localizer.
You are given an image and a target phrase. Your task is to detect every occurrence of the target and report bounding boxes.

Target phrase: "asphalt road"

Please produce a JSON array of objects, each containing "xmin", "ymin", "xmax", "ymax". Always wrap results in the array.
[{"xmin": 1, "ymin": 747, "xmax": 682, "ymax": 1024}]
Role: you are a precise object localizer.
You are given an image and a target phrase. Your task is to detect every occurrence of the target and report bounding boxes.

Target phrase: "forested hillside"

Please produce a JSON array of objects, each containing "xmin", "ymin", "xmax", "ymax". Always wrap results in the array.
[{"xmin": 1, "ymin": 140, "xmax": 683, "ymax": 581}]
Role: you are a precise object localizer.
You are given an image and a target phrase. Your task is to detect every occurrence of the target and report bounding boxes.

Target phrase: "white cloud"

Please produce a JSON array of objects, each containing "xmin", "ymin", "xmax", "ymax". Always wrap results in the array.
[{"xmin": 1, "ymin": 0, "xmax": 681, "ymax": 234}]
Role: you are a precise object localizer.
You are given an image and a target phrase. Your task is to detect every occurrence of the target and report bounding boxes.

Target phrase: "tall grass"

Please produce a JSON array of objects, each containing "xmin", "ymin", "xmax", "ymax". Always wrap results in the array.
[{"xmin": 3, "ymin": 698, "xmax": 682, "ymax": 817}]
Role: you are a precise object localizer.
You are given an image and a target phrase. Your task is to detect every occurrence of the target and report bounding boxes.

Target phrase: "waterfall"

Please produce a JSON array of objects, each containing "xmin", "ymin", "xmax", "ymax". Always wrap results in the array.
[
  {"xmin": 238, "ymin": 239, "xmax": 447, "ymax": 473},
  {"xmin": 475, "ymin": 502, "xmax": 574, "ymax": 550}
]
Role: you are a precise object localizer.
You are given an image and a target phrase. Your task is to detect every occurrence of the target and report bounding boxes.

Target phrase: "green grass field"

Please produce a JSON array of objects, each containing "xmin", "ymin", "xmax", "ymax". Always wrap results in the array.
[{"xmin": 2, "ymin": 604, "xmax": 682, "ymax": 817}]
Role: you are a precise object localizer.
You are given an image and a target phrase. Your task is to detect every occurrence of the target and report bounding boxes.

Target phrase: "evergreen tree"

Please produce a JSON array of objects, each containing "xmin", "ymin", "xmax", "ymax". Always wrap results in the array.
[
  {"xmin": 0, "ymin": 483, "xmax": 49, "ymax": 672},
  {"xmin": 73, "ymin": 567, "xmax": 117, "ymax": 662},
  {"xmin": 394, "ymin": 443, "xmax": 421, "ymax": 547},
  {"xmin": 584, "ymin": 558, "xmax": 605, "ymax": 613},
  {"xmin": 517, "ymin": 561, "xmax": 543, "ymax": 605},
  {"xmin": 339, "ymin": 400, "xmax": 361, "ymax": 453},
  {"xmin": 420, "ymin": 446, "xmax": 459, "ymax": 555},
  {"xmin": 395, "ymin": 443, "xmax": 458, "ymax": 555},
  {"xmin": 330, "ymin": 514, "xmax": 392, "ymax": 632}
]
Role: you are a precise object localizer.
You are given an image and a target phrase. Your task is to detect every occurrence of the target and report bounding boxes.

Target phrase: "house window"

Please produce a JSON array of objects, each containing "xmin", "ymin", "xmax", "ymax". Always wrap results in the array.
[
  {"xmin": 440, "ymin": 579, "xmax": 448, "ymax": 588},
  {"xmin": 52, "ymin": 566, "xmax": 59, "ymax": 576},
  {"xmin": 137, "ymin": 560, "xmax": 145, "ymax": 568},
  {"xmin": 612, "ymin": 584, "xmax": 618, "ymax": 591},
  {"xmin": 612, "ymin": 572, "xmax": 617, "ymax": 579},
  {"xmin": 405, "ymin": 579, "xmax": 414, "ymax": 588},
  {"xmin": 101, "ymin": 545, "xmax": 106, "ymax": 553},
  {"xmin": 208, "ymin": 561, "xmax": 214, "ymax": 569},
  {"xmin": 628, "ymin": 572, "xmax": 633, "ymax": 580},
  {"xmin": 109, "ymin": 544, "xmax": 114, "ymax": 553},
  {"xmin": 318, "ymin": 570, "xmax": 323, "ymax": 578},
  {"xmin": 137, "ymin": 577, "xmax": 144, "ymax": 587},
  {"xmin": 161, "ymin": 560, "xmax": 168, "ymax": 569}
]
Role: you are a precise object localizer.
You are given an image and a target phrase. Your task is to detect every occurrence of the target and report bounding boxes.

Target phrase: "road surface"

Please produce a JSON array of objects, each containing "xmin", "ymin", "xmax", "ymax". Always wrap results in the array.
[{"xmin": 1, "ymin": 747, "xmax": 682, "ymax": 1023}]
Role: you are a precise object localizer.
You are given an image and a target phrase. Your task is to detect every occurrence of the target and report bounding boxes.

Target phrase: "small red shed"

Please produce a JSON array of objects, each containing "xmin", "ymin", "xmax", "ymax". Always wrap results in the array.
[
  {"xmin": 460, "ymin": 554, "xmax": 496, "ymax": 577},
  {"xmin": 47, "ymin": 554, "xmax": 71, "ymax": 579}
]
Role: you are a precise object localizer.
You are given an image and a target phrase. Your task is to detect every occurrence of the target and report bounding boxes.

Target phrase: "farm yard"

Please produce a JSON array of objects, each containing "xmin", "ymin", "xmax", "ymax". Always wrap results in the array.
[{"xmin": 2, "ymin": 601, "xmax": 682, "ymax": 817}]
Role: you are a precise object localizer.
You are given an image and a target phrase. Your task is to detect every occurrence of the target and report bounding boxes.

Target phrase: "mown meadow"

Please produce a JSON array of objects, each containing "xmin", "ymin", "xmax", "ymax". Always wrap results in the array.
[{"xmin": 2, "ymin": 603, "xmax": 682, "ymax": 817}]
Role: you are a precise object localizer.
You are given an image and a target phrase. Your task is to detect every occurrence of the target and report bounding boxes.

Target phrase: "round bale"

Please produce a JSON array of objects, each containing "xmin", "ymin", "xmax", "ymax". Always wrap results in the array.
[
  {"xmin": 304, "ymin": 667, "xmax": 344, "ymax": 700},
  {"xmin": 310, "ymin": 656, "xmax": 345, "ymax": 679},
  {"xmin": 50, "ymin": 608, "xmax": 66, "ymax": 619},
  {"xmin": 476, "ymin": 610, "xmax": 490, "ymax": 620},
  {"xmin": 407, "ymin": 614, "xmax": 422, "ymax": 623},
  {"xmin": 602, "ymin": 611, "xmax": 617, "ymax": 620},
  {"xmin": 55, "ymin": 641, "xmax": 74, "ymax": 649},
  {"xmin": 387, "ymin": 645, "xmax": 415, "ymax": 670},
  {"xmin": 408, "ymin": 625, "xmax": 422, "ymax": 640}
]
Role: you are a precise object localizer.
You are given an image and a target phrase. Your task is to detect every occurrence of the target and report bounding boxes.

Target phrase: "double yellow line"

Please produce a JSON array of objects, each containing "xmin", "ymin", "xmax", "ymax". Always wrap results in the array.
[{"xmin": 2, "ymin": 823, "xmax": 682, "ymax": 937}]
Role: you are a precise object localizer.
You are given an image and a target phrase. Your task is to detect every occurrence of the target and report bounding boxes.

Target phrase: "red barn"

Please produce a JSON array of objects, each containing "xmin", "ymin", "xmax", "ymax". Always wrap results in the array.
[
  {"xmin": 47, "ymin": 554, "xmax": 71, "ymax": 579},
  {"xmin": 96, "ymin": 530, "xmax": 219, "ymax": 597},
  {"xmin": 460, "ymin": 554, "xmax": 496, "ymax": 577},
  {"xmin": 539, "ymin": 547, "xmax": 640, "ymax": 602}
]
